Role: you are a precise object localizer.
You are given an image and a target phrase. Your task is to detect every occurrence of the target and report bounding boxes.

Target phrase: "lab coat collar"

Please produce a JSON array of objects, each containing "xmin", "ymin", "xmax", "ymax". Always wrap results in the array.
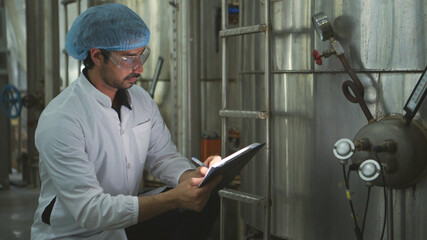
[
  {"xmin": 115, "ymin": 89, "xmax": 132, "ymax": 111},
  {"xmin": 78, "ymin": 72, "xmax": 114, "ymax": 108}
]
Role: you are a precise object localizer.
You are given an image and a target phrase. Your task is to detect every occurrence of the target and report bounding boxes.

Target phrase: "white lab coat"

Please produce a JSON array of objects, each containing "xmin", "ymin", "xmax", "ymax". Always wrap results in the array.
[{"xmin": 31, "ymin": 74, "xmax": 194, "ymax": 239}]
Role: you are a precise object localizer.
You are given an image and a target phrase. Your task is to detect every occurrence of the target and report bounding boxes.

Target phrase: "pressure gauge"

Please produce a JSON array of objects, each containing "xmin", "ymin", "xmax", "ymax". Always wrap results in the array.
[
  {"xmin": 404, "ymin": 65, "xmax": 427, "ymax": 123},
  {"xmin": 311, "ymin": 12, "xmax": 335, "ymax": 41}
]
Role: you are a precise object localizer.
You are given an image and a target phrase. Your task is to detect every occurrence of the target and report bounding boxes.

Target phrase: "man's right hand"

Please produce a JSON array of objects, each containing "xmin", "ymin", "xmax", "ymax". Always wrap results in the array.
[
  {"xmin": 170, "ymin": 172, "xmax": 221, "ymax": 212},
  {"xmin": 137, "ymin": 170, "xmax": 221, "ymax": 222}
]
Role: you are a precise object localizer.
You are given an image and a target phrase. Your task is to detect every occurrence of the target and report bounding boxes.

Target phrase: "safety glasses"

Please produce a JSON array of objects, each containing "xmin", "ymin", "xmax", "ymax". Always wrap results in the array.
[{"xmin": 101, "ymin": 46, "xmax": 151, "ymax": 70}]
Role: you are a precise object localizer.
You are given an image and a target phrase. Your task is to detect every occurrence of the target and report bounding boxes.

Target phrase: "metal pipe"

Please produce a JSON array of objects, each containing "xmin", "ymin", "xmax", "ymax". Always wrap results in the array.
[
  {"xmin": 221, "ymin": 0, "xmax": 227, "ymax": 158},
  {"xmin": 25, "ymin": 0, "xmax": 44, "ymax": 187},
  {"xmin": 77, "ymin": 0, "xmax": 81, "ymax": 76},
  {"xmin": 18, "ymin": 114, "xmax": 22, "ymax": 172},
  {"xmin": 170, "ymin": 0, "xmax": 178, "ymax": 144},
  {"xmin": 219, "ymin": 24, "xmax": 267, "ymax": 37},
  {"xmin": 61, "ymin": 0, "xmax": 77, "ymax": 5},
  {"xmin": 338, "ymin": 54, "xmax": 365, "ymax": 100},
  {"xmin": 219, "ymin": 110, "xmax": 268, "ymax": 119},
  {"xmin": 338, "ymin": 54, "xmax": 374, "ymax": 122},
  {"xmin": 220, "ymin": 193, "xmax": 227, "ymax": 240},
  {"xmin": 239, "ymin": 70, "xmax": 426, "ymax": 75},
  {"xmin": 387, "ymin": 188, "xmax": 394, "ymax": 240},
  {"xmin": 342, "ymin": 79, "xmax": 374, "ymax": 122},
  {"xmin": 191, "ymin": 0, "xmax": 201, "ymax": 159},
  {"xmin": 238, "ymin": 0, "xmax": 243, "ymax": 80},
  {"xmin": 200, "ymin": 0, "xmax": 207, "ymax": 132},
  {"xmin": 178, "ymin": 0, "xmax": 189, "ymax": 157},
  {"xmin": 149, "ymin": 57, "xmax": 164, "ymax": 98},
  {"xmin": 178, "ymin": 0, "xmax": 201, "ymax": 158},
  {"xmin": 263, "ymin": 0, "xmax": 271, "ymax": 239},
  {"xmin": 44, "ymin": 0, "xmax": 60, "ymax": 104},
  {"xmin": 185, "ymin": 2, "xmax": 192, "ymax": 159},
  {"xmin": 64, "ymin": 3, "xmax": 69, "ymax": 87},
  {"xmin": 238, "ymin": 1, "xmax": 244, "ymax": 238},
  {"xmin": 220, "ymin": 2, "xmax": 227, "ymax": 239},
  {"xmin": 219, "ymin": 189, "xmax": 266, "ymax": 206}
]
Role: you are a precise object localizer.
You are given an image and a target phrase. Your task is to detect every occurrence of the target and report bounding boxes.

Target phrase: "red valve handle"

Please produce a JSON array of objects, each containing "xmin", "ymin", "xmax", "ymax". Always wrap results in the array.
[{"xmin": 312, "ymin": 50, "xmax": 322, "ymax": 65}]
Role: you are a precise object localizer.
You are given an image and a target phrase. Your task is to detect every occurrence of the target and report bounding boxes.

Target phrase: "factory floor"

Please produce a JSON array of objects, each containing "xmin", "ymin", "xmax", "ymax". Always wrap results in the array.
[{"xmin": 0, "ymin": 171, "xmax": 39, "ymax": 240}]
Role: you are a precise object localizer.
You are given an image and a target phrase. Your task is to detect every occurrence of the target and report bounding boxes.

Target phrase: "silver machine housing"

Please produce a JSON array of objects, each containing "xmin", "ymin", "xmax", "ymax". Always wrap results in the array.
[{"xmin": 239, "ymin": 0, "xmax": 427, "ymax": 239}]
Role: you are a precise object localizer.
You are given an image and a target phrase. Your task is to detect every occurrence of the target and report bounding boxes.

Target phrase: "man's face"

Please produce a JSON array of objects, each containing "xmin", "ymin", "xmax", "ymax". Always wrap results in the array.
[{"xmin": 99, "ymin": 46, "xmax": 146, "ymax": 90}]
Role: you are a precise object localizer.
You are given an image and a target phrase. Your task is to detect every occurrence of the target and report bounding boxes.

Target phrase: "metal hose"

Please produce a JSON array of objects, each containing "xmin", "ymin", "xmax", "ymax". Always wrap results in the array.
[{"xmin": 338, "ymin": 54, "xmax": 374, "ymax": 122}]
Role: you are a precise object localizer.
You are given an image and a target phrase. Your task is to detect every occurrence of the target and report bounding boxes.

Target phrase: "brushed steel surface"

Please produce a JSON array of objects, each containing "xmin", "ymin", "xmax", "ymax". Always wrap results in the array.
[
  {"xmin": 239, "ymin": 0, "xmax": 427, "ymax": 239},
  {"xmin": 218, "ymin": 189, "xmax": 265, "ymax": 206},
  {"xmin": 219, "ymin": 24, "xmax": 267, "ymax": 37},
  {"xmin": 219, "ymin": 110, "xmax": 268, "ymax": 119}
]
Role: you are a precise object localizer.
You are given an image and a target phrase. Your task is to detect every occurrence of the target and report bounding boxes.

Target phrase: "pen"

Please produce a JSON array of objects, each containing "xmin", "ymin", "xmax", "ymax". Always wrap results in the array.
[{"xmin": 191, "ymin": 157, "xmax": 207, "ymax": 168}]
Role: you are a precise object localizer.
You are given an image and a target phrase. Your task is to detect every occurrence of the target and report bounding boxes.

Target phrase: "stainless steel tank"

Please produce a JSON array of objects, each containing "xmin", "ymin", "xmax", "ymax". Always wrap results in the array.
[{"xmin": 239, "ymin": 0, "xmax": 427, "ymax": 239}]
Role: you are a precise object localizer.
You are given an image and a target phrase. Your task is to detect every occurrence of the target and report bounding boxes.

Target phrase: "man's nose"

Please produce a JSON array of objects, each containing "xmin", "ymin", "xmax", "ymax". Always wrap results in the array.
[{"xmin": 132, "ymin": 64, "xmax": 143, "ymax": 73}]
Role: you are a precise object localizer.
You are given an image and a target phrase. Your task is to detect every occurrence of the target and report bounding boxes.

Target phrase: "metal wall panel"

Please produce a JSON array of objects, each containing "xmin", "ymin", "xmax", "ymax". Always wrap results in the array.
[{"xmin": 239, "ymin": 0, "xmax": 427, "ymax": 239}]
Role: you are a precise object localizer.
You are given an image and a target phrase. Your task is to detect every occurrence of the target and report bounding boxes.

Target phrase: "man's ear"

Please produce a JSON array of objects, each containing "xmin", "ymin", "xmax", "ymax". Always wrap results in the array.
[{"xmin": 90, "ymin": 48, "xmax": 104, "ymax": 66}]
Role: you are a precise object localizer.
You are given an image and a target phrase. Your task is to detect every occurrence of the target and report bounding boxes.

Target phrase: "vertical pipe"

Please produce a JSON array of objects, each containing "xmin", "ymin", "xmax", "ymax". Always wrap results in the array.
[
  {"xmin": 178, "ymin": 0, "xmax": 201, "ymax": 158},
  {"xmin": 238, "ymin": 0, "xmax": 244, "ymax": 71},
  {"xmin": 200, "ymin": 0, "xmax": 207, "ymax": 132},
  {"xmin": 170, "ymin": 0, "xmax": 178, "ymax": 144},
  {"xmin": 398, "ymin": 190, "xmax": 406, "ymax": 239},
  {"xmin": 263, "ymin": 0, "xmax": 271, "ymax": 239},
  {"xmin": 220, "ymin": 1, "xmax": 227, "ymax": 239},
  {"xmin": 191, "ymin": 0, "xmax": 201, "ymax": 159},
  {"xmin": 388, "ymin": 188, "xmax": 394, "ymax": 240},
  {"xmin": 25, "ymin": 0, "xmax": 44, "ymax": 187},
  {"xmin": 186, "ymin": 21, "xmax": 192, "ymax": 159},
  {"xmin": 44, "ymin": 0, "xmax": 60, "ymax": 104},
  {"xmin": 221, "ymin": 0, "xmax": 227, "ymax": 158},
  {"xmin": 18, "ymin": 115, "xmax": 22, "ymax": 172},
  {"xmin": 238, "ymin": 0, "xmax": 244, "ymax": 238},
  {"xmin": 0, "ymin": 0, "xmax": 11, "ymax": 189},
  {"xmin": 64, "ymin": 3, "xmax": 69, "ymax": 87},
  {"xmin": 220, "ymin": 193, "xmax": 227, "ymax": 240},
  {"xmin": 77, "ymin": 0, "xmax": 81, "ymax": 76},
  {"xmin": 178, "ymin": 0, "xmax": 189, "ymax": 156}
]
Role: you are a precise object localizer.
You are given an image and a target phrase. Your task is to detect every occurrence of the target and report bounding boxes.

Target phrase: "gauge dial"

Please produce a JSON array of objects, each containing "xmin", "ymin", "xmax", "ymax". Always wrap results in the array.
[{"xmin": 404, "ymin": 66, "xmax": 427, "ymax": 122}]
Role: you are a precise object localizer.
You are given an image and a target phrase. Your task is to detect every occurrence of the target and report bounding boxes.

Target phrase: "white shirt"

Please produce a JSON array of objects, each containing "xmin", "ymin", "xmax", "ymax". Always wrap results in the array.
[{"xmin": 31, "ymin": 73, "xmax": 194, "ymax": 239}]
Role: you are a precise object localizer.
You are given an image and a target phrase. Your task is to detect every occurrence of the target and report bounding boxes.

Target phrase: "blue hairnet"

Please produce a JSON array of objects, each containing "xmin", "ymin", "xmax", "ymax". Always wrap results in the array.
[{"xmin": 65, "ymin": 3, "xmax": 150, "ymax": 60}]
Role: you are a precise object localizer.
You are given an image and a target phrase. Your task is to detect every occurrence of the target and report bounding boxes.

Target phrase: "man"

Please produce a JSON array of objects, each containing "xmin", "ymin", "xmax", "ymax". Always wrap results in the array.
[{"xmin": 31, "ymin": 3, "xmax": 221, "ymax": 240}]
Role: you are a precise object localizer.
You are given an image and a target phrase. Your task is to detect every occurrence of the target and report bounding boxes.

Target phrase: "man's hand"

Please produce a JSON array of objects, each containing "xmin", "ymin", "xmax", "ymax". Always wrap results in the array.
[
  {"xmin": 171, "ymin": 172, "xmax": 221, "ymax": 212},
  {"xmin": 137, "ymin": 155, "xmax": 223, "ymax": 222},
  {"xmin": 179, "ymin": 155, "xmax": 222, "ymax": 183},
  {"xmin": 204, "ymin": 155, "xmax": 222, "ymax": 168},
  {"xmin": 173, "ymin": 155, "xmax": 222, "ymax": 212}
]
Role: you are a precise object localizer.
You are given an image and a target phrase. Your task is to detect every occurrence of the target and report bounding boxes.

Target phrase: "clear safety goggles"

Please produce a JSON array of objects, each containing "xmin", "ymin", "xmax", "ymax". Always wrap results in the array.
[{"xmin": 101, "ymin": 46, "xmax": 151, "ymax": 70}]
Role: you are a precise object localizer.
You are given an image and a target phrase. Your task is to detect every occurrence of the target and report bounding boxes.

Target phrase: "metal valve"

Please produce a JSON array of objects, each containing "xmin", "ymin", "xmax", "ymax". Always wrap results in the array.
[
  {"xmin": 333, "ymin": 138, "xmax": 355, "ymax": 164},
  {"xmin": 358, "ymin": 159, "xmax": 381, "ymax": 182},
  {"xmin": 312, "ymin": 49, "xmax": 337, "ymax": 65},
  {"xmin": 312, "ymin": 50, "xmax": 323, "ymax": 65}
]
